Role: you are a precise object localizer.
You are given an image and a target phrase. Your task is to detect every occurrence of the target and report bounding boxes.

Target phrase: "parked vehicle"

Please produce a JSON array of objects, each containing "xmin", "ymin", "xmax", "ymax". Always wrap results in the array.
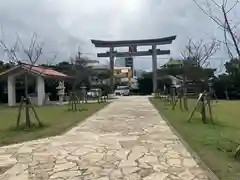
[
  {"xmin": 114, "ymin": 86, "xmax": 130, "ymax": 96},
  {"xmin": 87, "ymin": 88, "xmax": 101, "ymax": 98}
]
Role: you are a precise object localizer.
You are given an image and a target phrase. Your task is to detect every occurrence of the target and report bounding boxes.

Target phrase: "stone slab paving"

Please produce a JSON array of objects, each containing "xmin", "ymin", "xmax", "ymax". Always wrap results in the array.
[{"xmin": 0, "ymin": 96, "xmax": 212, "ymax": 180}]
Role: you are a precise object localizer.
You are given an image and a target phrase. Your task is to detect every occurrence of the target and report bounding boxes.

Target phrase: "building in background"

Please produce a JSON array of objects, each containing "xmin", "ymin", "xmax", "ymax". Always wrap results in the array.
[
  {"xmin": 90, "ymin": 63, "xmax": 132, "ymax": 86},
  {"xmin": 115, "ymin": 56, "xmax": 134, "ymax": 76},
  {"xmin": 161, "ymin": 59, "xmax": 183, "ymax": 69},
  {"xmin": 115, "ymin": 46, "xmax": 135, "ymax": 77},
  {"xmin": 114, "ymin": 67, "xmax": 132, "ymax": 85},
  {"xmin": 125, "ymin": 57, "xmax": 134, "ymax": 76},
  {"xmin": 115, "ymin": 58, "xmax": 125, "ymax": 67}
]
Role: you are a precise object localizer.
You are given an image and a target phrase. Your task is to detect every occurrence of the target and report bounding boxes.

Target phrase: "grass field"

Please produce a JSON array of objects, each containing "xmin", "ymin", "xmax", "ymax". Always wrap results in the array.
[
  {"xmin": 150, "ymin": 98, "xmax": 240, "ymax": 180},
  {"xmin": 0, "ymin": 102, "xmax": 108, "ymax": 146}
]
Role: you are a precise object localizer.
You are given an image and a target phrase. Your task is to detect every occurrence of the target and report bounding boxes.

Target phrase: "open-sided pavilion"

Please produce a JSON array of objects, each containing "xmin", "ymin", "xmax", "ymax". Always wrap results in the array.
[
  {"xmin": 91, "ymin": 36, "xmax": 177, "ymax": 94},
  {"xmin": 0, "ymin": 63, "xmax": 70, "ymax": 106}
]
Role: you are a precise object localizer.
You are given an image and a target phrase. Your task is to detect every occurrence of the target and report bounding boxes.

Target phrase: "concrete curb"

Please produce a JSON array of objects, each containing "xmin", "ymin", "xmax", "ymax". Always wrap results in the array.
[{"xmin": 149, "ymin": 98, "xmax": 220, "ymax": 180}]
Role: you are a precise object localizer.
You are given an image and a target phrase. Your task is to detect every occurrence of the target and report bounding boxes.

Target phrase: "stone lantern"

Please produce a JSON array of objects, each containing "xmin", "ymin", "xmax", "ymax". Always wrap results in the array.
[
  {"xmin": 56, "ymin": 81, "xmax": 65, "ymax": 103},
  {"xmin": 80, "ymin": 85, "xmax": 87, "ymax": 103}
]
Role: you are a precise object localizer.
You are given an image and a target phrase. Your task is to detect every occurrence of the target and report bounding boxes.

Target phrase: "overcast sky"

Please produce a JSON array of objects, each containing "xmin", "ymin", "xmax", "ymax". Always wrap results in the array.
[{"xmin": 0, "ymin": 0, "xmax": 239, "ymax": 71}]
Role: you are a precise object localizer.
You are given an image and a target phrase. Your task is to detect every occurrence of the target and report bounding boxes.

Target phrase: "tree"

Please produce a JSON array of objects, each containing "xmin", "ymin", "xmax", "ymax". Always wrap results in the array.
[
  {"xmin": 138, "ymin": 72, "xmax": 153, "ymax": 95},
  {"xmin": 180, "ymin": 38, "xmax": 219, "ymax": 123},
  {"xmin": 68, "ymin": 49, "xmax": 100, "ymax": 110},
  {"xmin": 192, "ymin": 0, "xmax": 240, "ymax": 58},
  {"xmin": 0, "ymin": 32, "xmax": 44, "ymax": 128},
  {"xmin": 180, "ymin": 38, "xmax": 219, "ymax": 87},
  {"xmin": 70, "ymin": 50, "xmax": 97, "ymax": 91},
  {"xmin": 181, "ymin": 38, "xmax": 220, "ymax": 68},
  {"xmin": 213, "ymin": 73, "xmax": 231, "ymax": 99},
  {"xmin": 225, "ymin": 57, "xmax": 240, "ymax": 76},
  {"xmin": 159, "ymin": 39, "xmax": 219, "ymax": 86},
  {"xmin": 222, "ymin": 57, "xmax": 240, "ymax": 98},
  {"xmin": 91, "ymin": 70, "xmax": 111, "ymax": 94}
]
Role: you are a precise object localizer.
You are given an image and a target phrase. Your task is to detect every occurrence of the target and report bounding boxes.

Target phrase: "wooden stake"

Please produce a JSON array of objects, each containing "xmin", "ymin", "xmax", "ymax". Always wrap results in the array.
[
  {"xmin": 187, "ymin": 93, "xmax": 204, "ymax": 122},
  {"xmin": 16, "ymin": 96, "xmax": 24, "ymax": 127},
  {"xmin": 172, "ymin": 87, "xmax": 176, "ymax": 104},
  {"xmin": 235, "ymin": 145, "xmax": 240, "ymax": 160},
  {"xmin": 213, "ymin": 90, "xmax": 218, "ymax": 103},
  {"xmin": 179, "ymin": 95, "xmax": 183, "ymax": 111},
  {"xmin": 172, "ymin": 95, "xmax": 179, "ymax": 110},
  {"xmin": 200, "ymin": 95, "xmax": 207, "ymax": 124},
  {"xmin": 183, "ymin": 76, "xmax": 188, "ymax": 110},
  {"xmin": 225, "ymin": 90, "xmax": 229, "ymax": 100},
  {"xmin": 206, "ymin": 94, "xmax": 214, "ymax": 124},
  {"xmin": 25, "ymin": 97, "xmax": 31, "ymax": 128},
  {"xmin": 28, "ymin": 98, "xmax": 42, "ymax": 127}
]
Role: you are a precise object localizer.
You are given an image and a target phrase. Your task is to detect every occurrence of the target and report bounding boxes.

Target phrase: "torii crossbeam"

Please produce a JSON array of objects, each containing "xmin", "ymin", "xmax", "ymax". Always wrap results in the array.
[{"xmin": 91, "ymin": 36, "xmax": 176, "ymax": 94}]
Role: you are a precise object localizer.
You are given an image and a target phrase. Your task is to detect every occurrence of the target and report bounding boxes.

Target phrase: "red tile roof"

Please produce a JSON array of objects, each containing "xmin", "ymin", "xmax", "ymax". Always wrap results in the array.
[
  {"xmin": 23, "ymin": 64, "xmax": 68, "ymax": 77},
  {"xmin": 0, "ymin": 63, "xmax": 69, "ymax": 79}
]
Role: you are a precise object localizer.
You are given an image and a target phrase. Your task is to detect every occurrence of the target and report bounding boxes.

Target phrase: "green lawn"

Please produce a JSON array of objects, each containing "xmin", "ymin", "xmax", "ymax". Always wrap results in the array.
[
  {"xmin": 150, "ymin": 98, "xmax": 240, "ymax": 180},
  {"xmin": 0, "ymin": 102, "xmax": 108, "ymax": 146}
]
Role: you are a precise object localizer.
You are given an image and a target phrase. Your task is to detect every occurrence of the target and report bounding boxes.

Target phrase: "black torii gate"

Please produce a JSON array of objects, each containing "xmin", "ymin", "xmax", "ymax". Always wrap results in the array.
[{"xmin": 91, "ymin": 36, "xmax": 176, "ymax": 94}]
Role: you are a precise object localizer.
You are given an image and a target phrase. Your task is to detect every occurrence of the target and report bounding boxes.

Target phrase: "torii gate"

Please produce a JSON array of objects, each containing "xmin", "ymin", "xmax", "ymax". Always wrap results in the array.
[{"xmin": 91, "ymin": 36, "xmax": 176, "ymax": 94}]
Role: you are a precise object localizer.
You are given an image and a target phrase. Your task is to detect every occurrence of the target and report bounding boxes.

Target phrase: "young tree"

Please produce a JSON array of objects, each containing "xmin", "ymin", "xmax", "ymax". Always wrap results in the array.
[
  {"xmin": 192, "ymin": 0, "xmax": 240, "ymax": 58},
  {"xmin": 0, "ymin": 32, "xmax": 44, "ymax": 128},
  {"xmin": 180, "ymin": 38, "xmax": 219, "ymax": 85},
  {"xmin": 159, "ymin": 39, "xmax": 220, "ymax": 111},
  {"xmin": 181, "ymin": 38, "xmax": 220, "ymax": 124}
]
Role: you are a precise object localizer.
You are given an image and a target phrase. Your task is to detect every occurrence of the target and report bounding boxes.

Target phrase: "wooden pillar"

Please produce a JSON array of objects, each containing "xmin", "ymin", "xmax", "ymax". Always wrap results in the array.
[
  {"xmin": 109, "ymin": 46, "xmax": 115, "ymax": 94},
  {"xmin": 152, "ymin": 44, "xmax": 157, "ymax": 94}
]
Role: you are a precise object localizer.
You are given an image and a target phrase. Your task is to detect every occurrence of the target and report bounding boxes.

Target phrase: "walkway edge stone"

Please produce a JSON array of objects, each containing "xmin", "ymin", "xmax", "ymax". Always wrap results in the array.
[{"xmin": 149, "ymin": 97, "xmax": 220, "ymax": 180}]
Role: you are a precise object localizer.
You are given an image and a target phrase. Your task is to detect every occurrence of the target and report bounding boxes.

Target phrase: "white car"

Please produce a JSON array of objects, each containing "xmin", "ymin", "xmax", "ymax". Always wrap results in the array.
[
  {"xmin": 87, "ymin": 89, "xmax": 101, "ymax": 98},
  {"xmin": 114, "ymin": 86, "xmax": 130, "ymax": 96}
]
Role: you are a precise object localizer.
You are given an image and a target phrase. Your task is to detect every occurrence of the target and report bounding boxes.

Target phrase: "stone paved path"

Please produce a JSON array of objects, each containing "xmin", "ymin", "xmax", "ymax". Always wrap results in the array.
[{"xmin": 0, "ymin": 96, "xmax": 211, "ymax": 180}]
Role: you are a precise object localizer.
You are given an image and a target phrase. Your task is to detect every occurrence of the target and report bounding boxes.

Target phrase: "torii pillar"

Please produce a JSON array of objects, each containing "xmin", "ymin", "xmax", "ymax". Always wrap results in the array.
[
  {"xmin": 152, "ymin": 44, "xmax": 157, "ymax": 94},
  {"xmin": 109, "ymin": 46, "xmax": 115, "ymax": 94}
]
